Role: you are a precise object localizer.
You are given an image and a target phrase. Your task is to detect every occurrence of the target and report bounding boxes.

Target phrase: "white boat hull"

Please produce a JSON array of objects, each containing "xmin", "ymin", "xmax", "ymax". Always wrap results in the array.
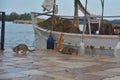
[{"xmin": 33, "ymin": 24, "xmax": 120, "ymax": 56}]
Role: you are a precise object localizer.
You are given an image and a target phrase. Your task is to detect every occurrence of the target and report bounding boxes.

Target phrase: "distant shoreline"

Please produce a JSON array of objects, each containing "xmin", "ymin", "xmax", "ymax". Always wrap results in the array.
[{"xmin": 13, "ymin": 20, "xmax": 32, "ymax": 24}]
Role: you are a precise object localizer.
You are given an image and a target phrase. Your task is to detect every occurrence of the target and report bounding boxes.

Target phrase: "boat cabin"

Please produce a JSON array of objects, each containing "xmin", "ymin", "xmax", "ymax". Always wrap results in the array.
[{"xmin": 85, "ymin": 20, "xmax": 120, "ymax": 35}]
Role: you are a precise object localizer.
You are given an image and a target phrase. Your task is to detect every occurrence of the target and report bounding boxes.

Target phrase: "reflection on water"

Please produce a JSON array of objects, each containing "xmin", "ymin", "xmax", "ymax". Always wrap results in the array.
[{"xmin": 4, "ymin": 22, "xmax": 35, "ymax": 50}]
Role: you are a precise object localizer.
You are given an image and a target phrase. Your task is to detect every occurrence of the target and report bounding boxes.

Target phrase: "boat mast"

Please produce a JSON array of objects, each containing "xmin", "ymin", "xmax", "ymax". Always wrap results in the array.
[
  {"xmin": 73, "ymin": 0, "xmax": 79, "ymax": 32},
  {"xmin": 51, "ymin": 0, "xmax": 56, "ymax": 35}
]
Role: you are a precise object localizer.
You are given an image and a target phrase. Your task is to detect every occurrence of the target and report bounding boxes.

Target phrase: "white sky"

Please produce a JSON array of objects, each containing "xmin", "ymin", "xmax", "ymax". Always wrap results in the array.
[{"xmin": 0, "ymin": 0, "xmax": 120, "ymax": 18}]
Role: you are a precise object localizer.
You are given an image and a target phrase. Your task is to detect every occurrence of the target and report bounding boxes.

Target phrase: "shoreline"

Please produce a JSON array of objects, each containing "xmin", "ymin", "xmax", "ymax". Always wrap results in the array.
[{"xmin": 13, "ymin": 20, "xmax": 32, "ymax": 24}]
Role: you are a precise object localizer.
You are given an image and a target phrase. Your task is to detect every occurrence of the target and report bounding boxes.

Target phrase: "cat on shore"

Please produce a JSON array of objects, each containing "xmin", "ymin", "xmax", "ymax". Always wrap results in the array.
[{"xmin": 13, "ymin": 44, "xmax": 35, "ymax": 55}]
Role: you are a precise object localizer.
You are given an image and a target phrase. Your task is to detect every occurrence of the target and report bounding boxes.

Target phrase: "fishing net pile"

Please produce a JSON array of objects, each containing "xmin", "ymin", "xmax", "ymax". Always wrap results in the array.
[{"xmin": 37, "ymin": 16, "xmax": 81, "ymax": 33}]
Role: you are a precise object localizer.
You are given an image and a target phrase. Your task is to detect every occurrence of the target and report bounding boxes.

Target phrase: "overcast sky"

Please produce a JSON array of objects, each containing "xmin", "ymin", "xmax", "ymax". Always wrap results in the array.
[{"xmin": 0, "ymin": 0, "xmax": 120, "ymax": 17}]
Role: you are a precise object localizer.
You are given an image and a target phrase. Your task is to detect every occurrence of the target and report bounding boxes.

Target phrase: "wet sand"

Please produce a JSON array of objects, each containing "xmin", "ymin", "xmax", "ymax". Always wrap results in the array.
[{"xmin": 0, "ymin": 49, "xmax": 120, "ymax": 80}]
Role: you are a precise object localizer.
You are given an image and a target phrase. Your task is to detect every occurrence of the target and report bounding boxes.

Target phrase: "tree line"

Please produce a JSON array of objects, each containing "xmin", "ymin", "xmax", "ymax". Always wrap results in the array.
[{"xmin": 0, "ymin": 12, "xmax": 31, "ymax": 21}]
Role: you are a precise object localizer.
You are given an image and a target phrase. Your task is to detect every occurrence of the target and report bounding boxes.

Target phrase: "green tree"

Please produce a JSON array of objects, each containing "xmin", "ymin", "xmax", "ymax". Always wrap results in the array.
[
  {"xmin": 1, "ymin": 12, "xmax": 31, "ymax": 21},
  {"xmin": 19, "ymin": 13, "xmax": 31, "ymax": 20},
  {"xmin": 8, "ymin": 12, "xmax": 20, "ymax": 21}
]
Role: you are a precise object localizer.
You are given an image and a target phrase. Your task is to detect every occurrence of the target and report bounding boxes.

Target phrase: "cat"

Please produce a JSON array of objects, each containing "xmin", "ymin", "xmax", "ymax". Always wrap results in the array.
[
  {"xmin": 62, "ymin": 46, "xmax": 78, "ymax": 55},
  {"xmin": 13, "ymin": 44, "xmax": 35, "ymax": 55}
]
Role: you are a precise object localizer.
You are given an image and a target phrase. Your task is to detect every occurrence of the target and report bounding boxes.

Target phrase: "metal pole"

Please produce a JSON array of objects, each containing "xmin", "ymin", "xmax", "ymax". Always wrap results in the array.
[
  {"xmin": 84, "ymin": 0, "xmax": 88, "ymax": 33},
  {"xmin": 82, "ymin": 0, "xmax": 88, "ymax": 42},
  {"xmin": 101, "ymin": 0, "xmax": 104, "ymax": 22},
  {"xmin": 1, "ymin": 12, "xmax": 5, "ymax": 50}
]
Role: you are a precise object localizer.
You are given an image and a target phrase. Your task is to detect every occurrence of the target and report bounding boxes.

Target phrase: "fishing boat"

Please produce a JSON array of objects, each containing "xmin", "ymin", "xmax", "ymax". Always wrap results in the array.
[{"xmin": 31, "ymin": 0, "xmax": 120, "ymax": 56}]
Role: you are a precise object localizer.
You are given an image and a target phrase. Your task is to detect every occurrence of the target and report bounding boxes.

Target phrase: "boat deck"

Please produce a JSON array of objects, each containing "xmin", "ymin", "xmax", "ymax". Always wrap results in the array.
[{"xmin": 0, "ymin": 49, "xmax": 120, "ymax": 80}]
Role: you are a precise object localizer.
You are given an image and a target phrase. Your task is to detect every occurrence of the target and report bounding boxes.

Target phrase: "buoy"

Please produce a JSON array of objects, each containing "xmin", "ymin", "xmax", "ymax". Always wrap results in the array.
[
  {"xmin": 79, "ymin": 42, "xmax": 85, "ymax": 55},
  {"xmin": 56, "ymin": 33, "xmax": 64, "ymax": 51},
  {"xmin": 47, "ymin": 35, "xmax": 54, "ymax": 49},
  {"xmin": 114, "ymin": 42, "xmax": 120, "ymax": 58}
]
